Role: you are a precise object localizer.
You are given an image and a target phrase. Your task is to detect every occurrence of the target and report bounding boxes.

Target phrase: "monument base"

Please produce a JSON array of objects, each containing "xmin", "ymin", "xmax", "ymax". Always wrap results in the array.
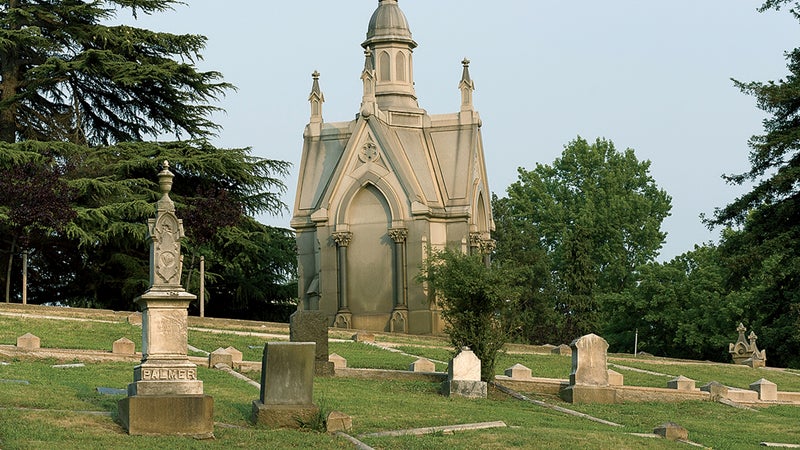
[
  {"xmin": 251, "ymin": 400, "xmax": 320, "ymax": 429},
  {"xmin": 315, "ymin": 360, "xmax": 335, "ymax": 376},
  {"xmin": 441, "ymin": 380, "xmax": 487, "ymax": 399},
  {"xmin": 559, "ymin": 385, "xmax": 616, "ymax": 404},
  {"xmin": 118, "ymin": 394, "xmax": 214, "ymax": 437}
]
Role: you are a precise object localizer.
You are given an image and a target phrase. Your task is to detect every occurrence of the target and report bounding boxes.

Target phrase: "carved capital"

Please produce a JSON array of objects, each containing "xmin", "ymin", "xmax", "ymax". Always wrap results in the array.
[
  {"xmin": 469, "ymin": 232, "xmax": 483, "ymax": 247},
  {"xmin": 388, "ymin": 228, "xmax": 408, "ymax": 243},
  {"xmin": 332, "ymin": 231, "xmax": 353, "ymax": 247},
  {"xmin": 480, "ymin": 238, "xmax": 496, "ymax": 254}
]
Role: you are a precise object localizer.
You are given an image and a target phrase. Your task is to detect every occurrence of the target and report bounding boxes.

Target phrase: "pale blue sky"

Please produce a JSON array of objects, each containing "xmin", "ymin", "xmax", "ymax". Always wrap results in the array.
[{"xmin": 121, "ymin": 1, "xmax": 795, "ymax": 261}]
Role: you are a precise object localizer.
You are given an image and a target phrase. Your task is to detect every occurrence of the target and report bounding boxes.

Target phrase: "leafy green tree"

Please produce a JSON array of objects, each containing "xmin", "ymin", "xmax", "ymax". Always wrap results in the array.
[
  {"xmin": 707, "ymin": 0, "xmax": 800, "ymax": 368},
  {"xmin": 0, "ymin": 1, "xmax": 295, "ymax": 317},
  {"xmin": 493, "ymin": 137, "xmax": 672, "ymax": 344},
  {"xmin": 0, "ymin": 153, "xmax": 75, "ymax": 302},
  {"xmin": 418, "ymin": 248, "xmax": 523, "ymax": 382},
  {"xmin": 604, "ymin": 244, "xmax": 744, "ymax": 361}
]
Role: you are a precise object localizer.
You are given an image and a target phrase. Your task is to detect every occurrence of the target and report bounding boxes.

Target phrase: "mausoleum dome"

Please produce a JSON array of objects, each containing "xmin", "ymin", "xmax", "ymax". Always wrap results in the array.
[{"xmin": 363, "ymin": 0, "xmax": 417, "ymax": 49}]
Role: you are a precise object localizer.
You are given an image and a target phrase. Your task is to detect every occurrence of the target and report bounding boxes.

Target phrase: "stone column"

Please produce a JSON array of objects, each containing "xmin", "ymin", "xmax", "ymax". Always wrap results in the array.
[
  {"xmin": 389, "ymin": 228, "xmax": 409, "ymax": 333},
  {"xmin": 468, "ymin": 232, "xmax": 482, "ymax": 256},
  {"xmin": 118, "ymin": 161, "xmax": 213, "ymax": 436},
  {"xmin": 480, "ymin": 238, "xmax": 496, "ymax": 267},
  {"xmin": 389, "ymin": 228, "xmax": 408, "ymax": 309},
  {"xmin": 332, "ymin": 231, "xmax": 352, "ymax": 328}
]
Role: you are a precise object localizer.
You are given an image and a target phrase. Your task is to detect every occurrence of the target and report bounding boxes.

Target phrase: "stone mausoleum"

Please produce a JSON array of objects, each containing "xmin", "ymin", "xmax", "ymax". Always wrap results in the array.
[{"xmin": 291, "ymin": 0, "xmax": 494, "ymax": 334}]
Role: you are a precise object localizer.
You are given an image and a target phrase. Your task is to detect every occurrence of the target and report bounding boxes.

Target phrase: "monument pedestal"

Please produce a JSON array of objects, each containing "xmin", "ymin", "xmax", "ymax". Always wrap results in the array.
[
  {"xmin": 559, "ymin": 385, "xmax": 616, "ymax": 404},
  {"xmin": 251, "ymin": 401, "xmax": 320, "ymax": 429},
  {"xmin": 441, "ymin": 379, "xmax": 487, "ymax": 399},
  {"xmin": 118, "ymin": 395, "xmax": 214, "ymax": 437}
]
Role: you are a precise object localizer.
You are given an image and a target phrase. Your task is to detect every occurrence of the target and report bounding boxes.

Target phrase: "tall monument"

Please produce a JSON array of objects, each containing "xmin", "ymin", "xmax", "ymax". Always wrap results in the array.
[
  {"xmin": 118, "ymin": 161, "xmax": 214, "ymax": 436},
  {"xmin": 291, "ymin": 0, "xmax": 494, "ymax": 334}
]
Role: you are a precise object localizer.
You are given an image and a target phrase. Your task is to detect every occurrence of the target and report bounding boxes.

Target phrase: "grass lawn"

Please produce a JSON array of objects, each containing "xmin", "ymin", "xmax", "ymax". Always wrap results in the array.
[{"xmin": 2, "ymin": 305, "xmax": 800, "ymax": 449}]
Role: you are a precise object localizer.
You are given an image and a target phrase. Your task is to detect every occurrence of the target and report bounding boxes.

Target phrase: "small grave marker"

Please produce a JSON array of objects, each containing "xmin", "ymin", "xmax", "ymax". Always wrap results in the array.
[
  {"xmin": 16, "ymin": 333, "xmax": 40, "ymax": 350},
  {"xmin": 409, "ymin": 357, "xmax": 436, "ymax": 373}
]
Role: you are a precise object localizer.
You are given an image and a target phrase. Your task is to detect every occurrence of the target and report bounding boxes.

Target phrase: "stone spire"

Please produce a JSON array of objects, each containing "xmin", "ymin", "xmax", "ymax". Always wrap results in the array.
[
  {"xmin": 360, "ymin": 48, "xmax": 377, "ymax": 117},
  {"xmin": 459, "ymin": 58, "xmax": 475, "ymax": 111},
  {"xmin": 362, "ymin": 0, "xmax": 419, "ymax": 111},
  {"xmin": 308, "ymin": 70, "xmax": 324, "ymax": 124}
]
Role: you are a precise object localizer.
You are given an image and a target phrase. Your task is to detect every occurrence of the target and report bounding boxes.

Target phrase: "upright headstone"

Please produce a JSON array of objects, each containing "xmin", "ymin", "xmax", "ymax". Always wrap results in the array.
[
  {"xmin": 607, "ymin": 369, "xmax": 624, "ymax": 386},
  {"xmin": 749, "ymin": 378, "xmax": 777, "ymax": 401},
  {"xmin": 551, "ymin": 344, "xmax": 572, "ymax": 356},
  {"xmin": 290, "ymin": 310, "xmax": 333, "ymax": 375},
  {"xmin": 329, "ymin": 353, "xmax": 347, "ymax": 370},
  {"xmin": 700, "ymin": 381, "xmax": 729, "ymax": 401},
  {"xmin": 117, "ymin": 161, "xmax": 213, "ymax": 437},
  {"xmin": 441, "ymin": 347, "xmax": 487, "ymax": 399},
  {"xmin": 251, "ymin": 342, "xmax": 319, "ymax": 428},
  {"xmin": 208, "ymin": 348, "xmax": 233, "ymax": 368},
  {"xmin": 409, "ymin": 357, "xmax": 436, "ymax": 373},
  {"xmin": 560, "ymin": 333, "xmax": 616, "ymax": 404},
  {"xmin": 667, "ymin": 375, "xmax": 696, "ymax": 391},
  {"xmin": 224, "ymin": 346, "xmax": 243, "ymax": 365},
  {"xmin": 16, "ymin": 333, "xmax": 40, "ymax": 350},
  {"xmin": 504, "ymin": 363, "xmax": 532, "ymax": 380},
  {"xmin": 112, "ymin": 337, "xmax": 135, "ymax": 355}
]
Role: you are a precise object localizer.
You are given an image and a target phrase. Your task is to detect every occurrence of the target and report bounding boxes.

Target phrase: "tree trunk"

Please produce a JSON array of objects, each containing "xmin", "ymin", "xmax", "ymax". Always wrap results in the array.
[
  {"xmin": 0, "ymin": 0, "xmax": 21, "ymax": 143},
  {"xmin": 21, "ymin": 249, "xmax": 27, "ymax": 305},
  {"xmin": 5, "ymin": 237, "xmax": 16, "ymax": 303}
]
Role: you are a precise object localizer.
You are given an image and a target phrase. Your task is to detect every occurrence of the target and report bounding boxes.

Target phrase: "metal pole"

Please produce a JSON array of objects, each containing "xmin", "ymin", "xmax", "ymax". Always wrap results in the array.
[
  {"xmin": 634, "ymin": 328, "xmax": 639, "ymax": 357},
  {"xmin": 200, "ymin": 256, "xmax": 205, "ymax": 318},
  {"xmin": 22, "ymin": 250, "xmax": 27, "ymax": 305}
]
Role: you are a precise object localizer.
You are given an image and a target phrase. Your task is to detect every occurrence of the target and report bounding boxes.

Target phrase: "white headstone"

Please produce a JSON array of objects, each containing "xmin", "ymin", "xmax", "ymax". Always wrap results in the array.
[{"xmin": 448, "ymin": 347, "xmax": 481, "ymax": 382}]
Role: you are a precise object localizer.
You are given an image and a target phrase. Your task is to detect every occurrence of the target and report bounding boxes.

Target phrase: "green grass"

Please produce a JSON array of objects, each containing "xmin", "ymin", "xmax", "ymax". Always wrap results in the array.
[
  {"xmin": 329, "ymin": 342, "xmax": 419, "ymax": 370},
  {"xmin": 608, "ymin": 357, "xmax": 800, "ymax": 391},
  {"xmin": 3, "ymin": 305, "xmax": 800, "ymax": 449},
  {"xmin": 0, "ymin": 316, "xmax": 142, "ymax": 352}
]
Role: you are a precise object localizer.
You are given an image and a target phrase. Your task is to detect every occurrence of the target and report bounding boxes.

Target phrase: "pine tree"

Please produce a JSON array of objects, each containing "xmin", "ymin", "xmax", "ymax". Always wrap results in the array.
[
  {"xmin": 709, "ymin": 0, "xmax": 800, "ymax": 368},
  {"xmin": 0, "ymin": 0, "xmax": 229, "ymax": 145},
  {"xmin": 0, "ymin": 1, "xmax": 295, "ymax": 316}
]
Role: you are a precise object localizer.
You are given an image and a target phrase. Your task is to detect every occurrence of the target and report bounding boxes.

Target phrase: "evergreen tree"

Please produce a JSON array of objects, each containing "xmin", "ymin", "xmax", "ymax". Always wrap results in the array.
[
  {"xmin": 708, "ymin": 0, "xmax": 800, "ymax": 368},
  {"xmin": 0, "ymin": 1, "xmax": 295, "ymax": 317},
  {"xmin": 0, "ymin": 0, "xmax": 228, "ymax": 144}
]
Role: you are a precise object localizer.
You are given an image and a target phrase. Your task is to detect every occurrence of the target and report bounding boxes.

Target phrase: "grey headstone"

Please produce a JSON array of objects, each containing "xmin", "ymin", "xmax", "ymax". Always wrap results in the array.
[
  {"xmin": 290, "ymin": 310, "xmax": 329, "ymax": 362},
  {"xmin": 259, "ymin": 342, "xmax": 316, "ymax": 406},
  {"xmin": 569, "ymin": 334, "xmax": 609, "ymax": 386}
]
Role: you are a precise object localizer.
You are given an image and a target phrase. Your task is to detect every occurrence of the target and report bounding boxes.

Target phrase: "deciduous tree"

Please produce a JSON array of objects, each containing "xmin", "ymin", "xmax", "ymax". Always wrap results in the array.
[
  {"xmin": 418, "ymin": 249, "xmax": 523, "ymax": 382},
  {"xmin": 493, "ymin": 137, "xmax": 672, "ymax": 344}
]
